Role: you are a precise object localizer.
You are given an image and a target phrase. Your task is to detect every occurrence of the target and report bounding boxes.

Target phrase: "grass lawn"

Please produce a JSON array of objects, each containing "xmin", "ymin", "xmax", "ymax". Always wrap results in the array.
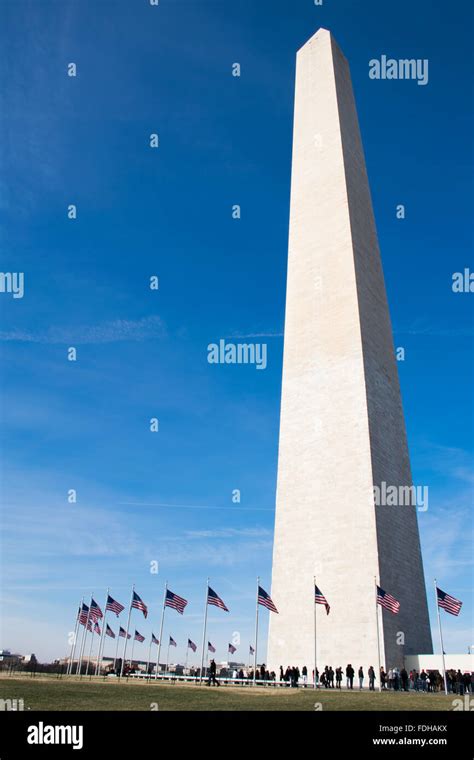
[{"xmin": 0, "ymin": 675, "xmax": 456, "ymax": 711}]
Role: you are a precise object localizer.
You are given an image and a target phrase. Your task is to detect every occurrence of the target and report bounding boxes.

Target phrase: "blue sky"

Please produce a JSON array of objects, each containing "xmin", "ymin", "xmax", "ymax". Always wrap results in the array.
[{"xmin": 0, "ymin": 0, "xmax": 472, "ymax": 665}]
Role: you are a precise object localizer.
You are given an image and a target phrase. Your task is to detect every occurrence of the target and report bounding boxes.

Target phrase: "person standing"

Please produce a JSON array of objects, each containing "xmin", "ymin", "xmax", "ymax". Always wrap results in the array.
[
  {"xmin": 368, "ymin": 665, "xmax": 375, "ymax": 691},
  {"xmin": 387, "ymin": 668, "xmax": 393, "ymax": 689},
  {"xmin": 346, "ymin": 664, "xmax": 354, "ymax": 689},
  {"xmin": 207, "ymin": 659, "xmax": 219, "ymax": 687},
  {"xmin": 302, "ymin": 665, "xmax": 308, "ymax": 687},
  {"xmin": 393, "ymin": 668, "xmax": 400, "ymax": 691},
  {"xmin": 358, "ymin": 666, "xmax": 364, "ymax": 690},
  {"xmin": 401, "ymin": 667, "xmax": 409, "ymax": 692},
  {"xmin": 420, "ymin": 669, "xmax": 427, "ymax": 692},
  {"xmin": 335, "ymin": 667, "xmax": 342, "ymax": 689},
  {"xmin": 463, "ymin": 671, "xmax": 471, "ymax": 694},
  {"xmin": 328, "ymin": 666, "xmax": 335, "ymax": 688}
]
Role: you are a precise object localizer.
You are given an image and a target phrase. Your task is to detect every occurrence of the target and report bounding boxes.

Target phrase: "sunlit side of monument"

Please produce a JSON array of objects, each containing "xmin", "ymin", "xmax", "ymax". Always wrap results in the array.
[{"xmin": 267, "ymin": 29, "xmax": 433, "ymax": 675}]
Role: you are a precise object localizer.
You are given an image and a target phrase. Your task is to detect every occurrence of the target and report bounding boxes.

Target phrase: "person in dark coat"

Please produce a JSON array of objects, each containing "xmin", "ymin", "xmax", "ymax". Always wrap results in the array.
[
  {"xmin": 368, "ymin": 666, "xmax": 376, "ymax": 691},
  {"xmin": 463, "ymin": 672, "xmax": 471, "ymax": 693},
  {"xmin": 293, "ymin": 666, "xmax": 300, "ymax": 687},
  {"xmin": 207, "ymin": 659, "xmax": 219, "ymax": 686},
  {"xmin": 400, "ymin": 668, "xmax": 409, "ymax": 692},
  {"xmin": 456, "ymin": 670, "xmax": 465, "ymax": 696},
  {"xmin": 323, "ymin": 666, "xmax": 330, "ymax": 688},
  {"xmin": 335, "ymin": 667, "xmax": 342, "ymax": 689},
  {"xmin": 346, "ymin": 664, "xmax": 355, "ymax": 689},
  {"xmin": 328, "ymin": 666, "xmax": 335, "ymax": 688}
]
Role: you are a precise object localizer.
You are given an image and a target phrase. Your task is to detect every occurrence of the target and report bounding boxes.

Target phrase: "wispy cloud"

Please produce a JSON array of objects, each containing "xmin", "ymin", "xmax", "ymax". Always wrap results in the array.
[
  {"xmin": 415, "ymin": 442, "xmax": 474, "ymax": 484},
  {"xmin": 156, "ymin": 538, "xmax": 273, "ymax": 569},
  {"xmin": 228, "ymin": 330, "xmax": 283, "ymax": 339},
  {"xmin": 0, "ymin": 315, "xmax": 166, "ymax": 344},
  {"xmin": 422, "ymin": 504, "xmax": 473, "ymax": 584},
  {"xmin": 184, "ymin": 528, "xmax": 272, "ymax": 539}
]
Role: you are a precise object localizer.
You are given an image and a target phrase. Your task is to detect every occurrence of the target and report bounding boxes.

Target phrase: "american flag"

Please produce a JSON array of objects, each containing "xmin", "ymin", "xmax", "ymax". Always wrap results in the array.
[
  {"xmin": 315, "ymin": 584, "xmax": 330, "ymax": 615},
  {"xmin": 169, "ymin": 636, "xmax": 177, "ymax": 647},
  {"xmin": 208, "ymin": 642, "xmax": 216, "ymax": 653},
  {"xmin": 79, "ymin": 603, "xmax": 89, "ymax": 626},
  {"xmin": 132, "ymin": 591, "xmax": 148, "ymax": 618},
  {"xmin": 437, "ymin": 587, "xmax": 462, "ymax": 616},
  {"xmin": 228, "ymin": 644, "xmax": 236, "ymax": 654},
  {"xmin": 134, "ymin": 630, "xmax": 145, "ymax": 642},
  {"xmin": 119, "ymin": 627, "xmax": 131, "ymax": 639},
  {"xmin": 165, "ymin": 589, "xmax": 188, "ymax": 615},
  {"xmin": 152, "ymin": 633, "xmax": 159, "ymax": 645},
  {"xmin": 207, "ymin": 586, "xmax": 229, "ymax": 612},
  {"xmin": 377, "ymin": 586, "xmax": 400, "ymax": 614},
  {"xmin": 188, "ymin": 639, "xmax": 197, "ymax": 652},
  {"xmin": 89, "ymin": 599, "xmax": 103, "ymax": 622},
  {"xmin": 258, "ymin": 586, "xmax": 278, "ymax": 613},
  {"xmin": 249, "ymin": 645, "xmax": 255, "ymax": 655},
  {"xmin": 94, "ymin": 621, "xmax": 101, "ymax": 635},
  {"xmin": 106, "ymin": 595, "xmax": 125, "ymax": 617},
  {"xmin": 106, "ymin": 624, "xmax": 115, "ymax": 639}
]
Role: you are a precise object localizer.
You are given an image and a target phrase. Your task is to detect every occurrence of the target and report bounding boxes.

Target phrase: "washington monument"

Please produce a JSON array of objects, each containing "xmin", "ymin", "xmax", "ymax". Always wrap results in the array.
[{"xmin": 267, "ymin": 29, "xmax": 432, "ymax": 674}]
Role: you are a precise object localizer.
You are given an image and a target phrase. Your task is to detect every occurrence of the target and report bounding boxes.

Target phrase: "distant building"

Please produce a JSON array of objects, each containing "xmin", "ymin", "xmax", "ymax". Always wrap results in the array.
[{"xmin": 0, "ymin": 650, "xmax": 25, "ymax": 666}]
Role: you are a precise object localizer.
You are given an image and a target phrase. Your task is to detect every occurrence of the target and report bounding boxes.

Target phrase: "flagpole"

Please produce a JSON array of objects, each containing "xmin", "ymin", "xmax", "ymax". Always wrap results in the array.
[
  {"xmin": 199, "ymin": 577, "xmax": 210, "ymax": 683},
  {"xmin": 95, "ymin": 587, "xmax": 109, "ymax": 676},
  {"xmin": 166, "ymin": 640, "xmax": 171, "ymax": 677},
  {"xmin": 85, "ymin": 622, "xmax": 96, "ymax": 676},
  {"xmin": 434, "ymin": 578, "xmax": 448, "ymax": 695},
  {"xmin": 67, "ymin": 597, "xmax": 82, "ymax": 675},
  {"xmin": 313, "ymin": 577, "xmax": 317, "ymax": 689},
  {"xmin": 130, "ymin": 635, "xmax": 136, "ymax": 670},
  {"xmin": 253, "ymin": 576, "xmax": 259, "ymax": 684},
  {"xmin": 120, "ymin": 584, "xmax": 134, "ymax": 677},
  {"xmin": 146, "ymin": 638, "xmax": 152, "ymax": 677},
  {"xmin": 184, "ymin": 642, "xmax": 189, "ymax": 673},
  {"xmin": 155, "ymin": 580, "xmax": 168, "ymax": 680},
  {"xmin": 75, "ymin": 615, "xmax": 87, "ymax": 675},
  {"xmin": 77, "ymin": 593, "xmax": 93, "ymax": 675},
  {"xmin": 375, "ymin": 577, "xmax": 382, "ymax": 692}
]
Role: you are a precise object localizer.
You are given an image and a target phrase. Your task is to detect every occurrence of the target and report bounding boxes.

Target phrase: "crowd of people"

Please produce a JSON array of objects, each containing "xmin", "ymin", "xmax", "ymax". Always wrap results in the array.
[
  {"xmin": 120, "ymin": 656, "xmax": 473, "ymax": 694},
  {"xmin": 286, "ymin": 665, "xmax": 474, "ymax": 693},
  {"xmin": 219, "ymin": 662, "xmax": 474, "ymax": 693}
]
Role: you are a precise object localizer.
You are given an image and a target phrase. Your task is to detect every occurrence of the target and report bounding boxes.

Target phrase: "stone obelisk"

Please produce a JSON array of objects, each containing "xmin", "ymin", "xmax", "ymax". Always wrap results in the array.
[{"xmin": 267, "ymin": 29, "xmax": 432, "ymax": 674}]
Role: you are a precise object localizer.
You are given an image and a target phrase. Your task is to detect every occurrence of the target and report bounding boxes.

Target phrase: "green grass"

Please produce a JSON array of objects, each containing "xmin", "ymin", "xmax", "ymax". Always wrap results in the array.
[{"xmin": 0, "ymin": 675, "xmax": 456, "ymax": 711}]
